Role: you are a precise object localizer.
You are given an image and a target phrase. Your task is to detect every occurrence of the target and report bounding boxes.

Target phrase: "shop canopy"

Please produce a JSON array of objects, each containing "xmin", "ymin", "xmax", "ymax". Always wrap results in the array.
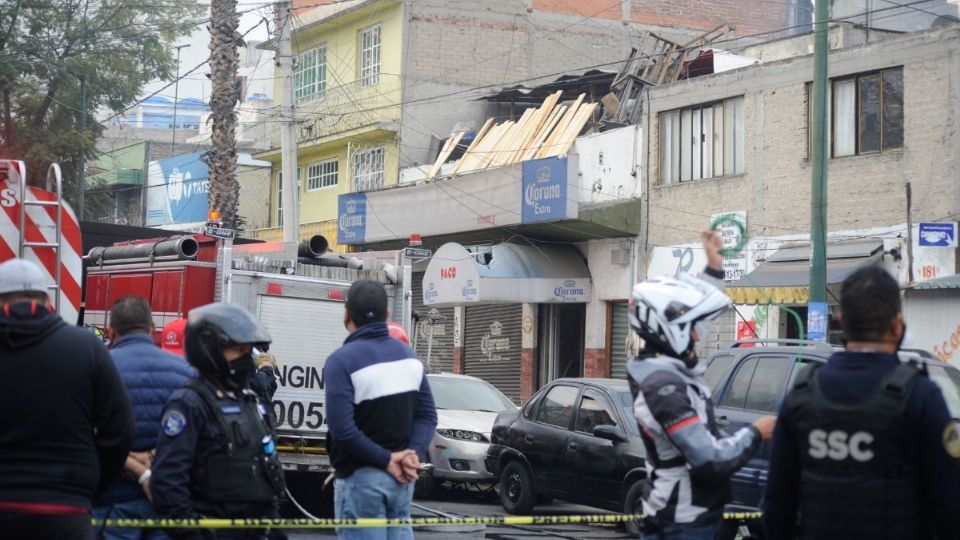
[
  {"xmin": 727, "ymin": 240, "xmax": 884, "ymax": 305},
  {"xmin": 422, "ymin": 242, "xmax": 592, "ymax": 307}
]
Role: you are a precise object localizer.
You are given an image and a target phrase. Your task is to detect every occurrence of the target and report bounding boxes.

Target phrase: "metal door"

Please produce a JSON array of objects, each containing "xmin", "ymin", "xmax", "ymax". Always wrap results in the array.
[
  {"xmin": 610, "ymin": 302, "xmax": 630, "ymax": 380},
  {"xmin": 463, "ymin": 304, "xmax": 522, "ymax": 403},
  {"xmin": 412, "ymin": 272, "xmax": 454, "ymax": 373}
]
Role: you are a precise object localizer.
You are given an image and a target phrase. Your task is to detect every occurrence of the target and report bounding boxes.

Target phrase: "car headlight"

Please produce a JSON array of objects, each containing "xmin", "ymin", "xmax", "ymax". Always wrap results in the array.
[{"xmin": 437, "ymin": 429, "xmax": 489, "ymax": 442}]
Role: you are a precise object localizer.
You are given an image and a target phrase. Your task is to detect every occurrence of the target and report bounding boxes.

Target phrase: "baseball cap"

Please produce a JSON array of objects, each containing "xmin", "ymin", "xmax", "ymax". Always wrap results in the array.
[
  {"xmin": 346, "ymin": 280, "xmax": 388, "ymax": 326},
  {"xmin": 387, "ymin": 321, "xmax": 410, "ymax": 345},
  {"xmin": 0, "ymin": 259, "xmax": 52, "ymax": 296},
  {"xmin": 161, "ymin": 318, "xmax": 187, "ymax": 356}
]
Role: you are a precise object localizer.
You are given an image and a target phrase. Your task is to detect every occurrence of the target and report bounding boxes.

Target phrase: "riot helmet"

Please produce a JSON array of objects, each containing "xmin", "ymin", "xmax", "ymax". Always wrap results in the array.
[{"xmin": 185, "ymin": 303, "xmax": 271, "ymax": 389}]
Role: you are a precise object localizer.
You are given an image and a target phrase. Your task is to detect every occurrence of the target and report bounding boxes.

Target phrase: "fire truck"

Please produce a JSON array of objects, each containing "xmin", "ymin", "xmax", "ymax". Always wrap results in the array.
[{"xmin": 83, "ymin": 232, "xmax": 402, "ymax": 473}]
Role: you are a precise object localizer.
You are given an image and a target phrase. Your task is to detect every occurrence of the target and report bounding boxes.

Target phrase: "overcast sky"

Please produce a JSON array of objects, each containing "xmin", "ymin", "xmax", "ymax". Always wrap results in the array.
[{"xmin": 141, "ymin": 2, "xmax": 273, "ymax": 102}]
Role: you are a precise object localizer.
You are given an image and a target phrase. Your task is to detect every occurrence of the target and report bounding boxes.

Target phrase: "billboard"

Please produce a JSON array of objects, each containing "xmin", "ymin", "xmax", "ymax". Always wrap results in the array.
[{"xmin": 145, "ymin": 152, "xmax": 209, "ymax": 227}]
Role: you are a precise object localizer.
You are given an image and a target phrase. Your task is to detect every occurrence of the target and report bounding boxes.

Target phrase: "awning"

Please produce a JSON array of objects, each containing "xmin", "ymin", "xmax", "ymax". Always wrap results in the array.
[
  {"xmin": 422, "ymin": 242, "xmax": 591, "ymax": 307},
  {"xmin": 908, "ymin": 273, "xmax": 960, "ymax": 290},
  {"xmin": 727, "ymin": 240, "xmax": 884, "ymax": 305}
]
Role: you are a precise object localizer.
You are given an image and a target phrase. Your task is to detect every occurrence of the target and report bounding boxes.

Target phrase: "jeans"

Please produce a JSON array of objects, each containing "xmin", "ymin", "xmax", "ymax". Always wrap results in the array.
[
  {"xmin": 93, "ymin": 496, "xmax": 168, "ymax": 540},
  {"xmin": 334, "ymin": 467, "xmax": 415, "ymax": 540},
  {"xmin": 640, "ymin": 520, "xmax": 720, "ymax": 540}
]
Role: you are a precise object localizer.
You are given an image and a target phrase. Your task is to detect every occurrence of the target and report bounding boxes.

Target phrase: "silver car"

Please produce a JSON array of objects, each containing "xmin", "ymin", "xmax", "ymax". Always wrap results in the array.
[{"xmin": 416, "ymin": 373, "xmax": 517, "ymax": 498}]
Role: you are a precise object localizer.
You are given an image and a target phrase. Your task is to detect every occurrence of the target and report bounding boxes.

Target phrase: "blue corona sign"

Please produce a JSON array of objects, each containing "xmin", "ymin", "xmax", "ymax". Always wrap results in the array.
[
  {"xmin": 337, "ymin": 193, "xmax": 368, "ymax": 244},
  {"xmin": 521, "ymin": 157, "xmax": 568, "ymax": 224}
]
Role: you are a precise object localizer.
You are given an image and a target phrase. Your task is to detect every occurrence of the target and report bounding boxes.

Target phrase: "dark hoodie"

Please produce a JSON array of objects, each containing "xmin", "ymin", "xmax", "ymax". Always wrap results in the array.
[{"xmin": 0, "ymin": 302, "xmax": 134, "ymax": 510}]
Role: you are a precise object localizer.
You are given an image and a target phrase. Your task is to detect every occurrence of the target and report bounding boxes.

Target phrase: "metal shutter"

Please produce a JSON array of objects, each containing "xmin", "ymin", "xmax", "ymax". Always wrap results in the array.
[
  {"xmin": 411, "ymin": 272, "xmax": 454, "ymax": 373},
  {"xmin": 463, "ymin": 304, "xmax": 522, "ymax": 404},
  {"xmin": 610, "ymin": 302, "xmax": 631, "ymax": 381}
]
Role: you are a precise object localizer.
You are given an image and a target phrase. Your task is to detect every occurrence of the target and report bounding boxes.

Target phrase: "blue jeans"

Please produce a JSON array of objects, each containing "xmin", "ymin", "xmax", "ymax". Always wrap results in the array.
[
  {"xmin": 92, "ymin": 496, "xmax": 168, "ymax": 540},
  {"xmin": 640, "ymin": 520, "xmax": 719, "ymax": 540},
  {"xmin": 334, "ymin": 467, "xmax": 415, "ymax": 540}
]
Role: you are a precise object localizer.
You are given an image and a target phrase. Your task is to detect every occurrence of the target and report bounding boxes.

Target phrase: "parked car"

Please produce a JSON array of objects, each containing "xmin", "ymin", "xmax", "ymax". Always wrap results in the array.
[
  {"xmin": 703, "ymin": 339, "xmax": 960, "ymax": 537},
  {"xmin": 415, "ymin": 373, "xmax": 518, "ymax": 498},
  {"xmin": 485, "ymin": 378, "xmax": 647, "ymax": 535}
]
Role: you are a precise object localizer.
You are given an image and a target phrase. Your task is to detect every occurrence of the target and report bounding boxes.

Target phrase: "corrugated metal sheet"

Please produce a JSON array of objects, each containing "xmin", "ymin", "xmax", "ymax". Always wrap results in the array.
[
  {"xmin": 610, "ymin": 303, "xmax": 630, "ymax": 381},
  {"xmin": 412, "ymin": 272, "xmax": 454, "ymax": 373},
  {"xmin": 464, "ymin": 304, "xmax": 522, "ymax": 404},
  {"xmin": 909, "ymin": 274, "xmax": 960, "ymax": 290}
]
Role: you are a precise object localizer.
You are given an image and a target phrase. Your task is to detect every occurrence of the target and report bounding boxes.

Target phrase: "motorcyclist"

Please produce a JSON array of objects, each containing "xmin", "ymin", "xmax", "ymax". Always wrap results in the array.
[{"xmin": 627, "ymin": 231, "xmax": 776, "ymax": 540}]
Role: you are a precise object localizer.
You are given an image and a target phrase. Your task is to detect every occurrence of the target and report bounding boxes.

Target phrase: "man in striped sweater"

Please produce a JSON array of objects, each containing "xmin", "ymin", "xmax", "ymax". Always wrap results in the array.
[{"xmin": 324, "ymin": 280, "xmax": 437, "ymax": 540}]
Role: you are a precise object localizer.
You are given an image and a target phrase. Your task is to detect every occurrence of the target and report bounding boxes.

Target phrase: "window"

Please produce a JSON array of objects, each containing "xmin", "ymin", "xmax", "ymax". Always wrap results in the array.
[
  {"xmin": 294, "ymin": 46, "xmax": 327, "ymax": 101},
  {"xmin": 352, "ymin": 146, "xmax": 385, "ymax": 192},
  {"xmin": 535, "ymin": 385, "xmax": 579, "ymax": 428},
  {"xmin": 742, "ymin": 356, "xmax": 790, "ymax": 412},
  {"xmin": 359, "ymin": 24, "xmax": 381, "ymax": 87},
  {"xmin": 275, "ymin": 168, "xmax": 301, "ymax": 227},
  {"xmin": 660, "ymin": 96, "xmax": 744, "ymax": 184},
  {"xmin": 575, "ymin": 389, "xmax": 618, "ymax": 434},
  {"xmin": 719, "ymin": 356, "xmax": 756, "ymax": 409},
  {"xmin": 306, "ymin": 159, "xmax": 338, "ymax": 191},
  {"xmin": 704, "ymin": 354, "xmax": 736, "ymax": 396},
  {"xmin": 808, "ymin": 67, "xmax": 903, "ymax": 157}
]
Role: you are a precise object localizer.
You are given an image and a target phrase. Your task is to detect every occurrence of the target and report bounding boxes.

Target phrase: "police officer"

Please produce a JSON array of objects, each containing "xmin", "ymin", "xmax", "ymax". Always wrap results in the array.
[
  {"xmin": 151, "ymin": 303, "xmax": 285, "ymax": 540},
  {"xmin": 764, "ymin": 266, "xmax": 960, "ymax": 539}
]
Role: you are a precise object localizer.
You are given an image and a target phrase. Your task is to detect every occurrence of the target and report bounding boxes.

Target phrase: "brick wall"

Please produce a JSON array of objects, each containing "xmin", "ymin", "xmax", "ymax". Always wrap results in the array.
[
  {"xmin": 583, "ymin": 348, "xmax": 610, "ymax": 378},
  {"xmin": 643, "ymin": 27, "xmax": 960, "ymax": 250},
  {"xmin": 521, "ymin": 348, "xmax": 537, "ymax": 402},
  {"xmin": 452, "ymin": 346, "xmax": 464, "ymax": 374}
]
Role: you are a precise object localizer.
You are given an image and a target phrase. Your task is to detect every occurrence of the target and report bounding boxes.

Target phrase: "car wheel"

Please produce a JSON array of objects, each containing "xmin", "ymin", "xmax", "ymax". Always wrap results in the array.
[
  {"xmin": 499, "ymin": 460, "xmax": 536, "ymax": 514},
  {"xmin": 413, "ymin": 456, "xmax": 436, "ymax": 500},
  {"xmin": 623, "ymin": 479, "xmax": 645, "ymax": 537}
]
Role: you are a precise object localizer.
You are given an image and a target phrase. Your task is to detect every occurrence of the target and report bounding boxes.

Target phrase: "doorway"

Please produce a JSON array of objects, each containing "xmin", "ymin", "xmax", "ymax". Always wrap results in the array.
[{"xmin": 538, "ymin": 303, "xmax": 586, "ymax": 388}]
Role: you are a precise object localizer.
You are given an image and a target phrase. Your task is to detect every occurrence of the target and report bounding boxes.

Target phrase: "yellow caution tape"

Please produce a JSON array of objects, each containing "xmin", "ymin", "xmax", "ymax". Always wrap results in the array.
[{"xmin": 92, "ymin": 512, "xmax": 763, "ymax": 529}]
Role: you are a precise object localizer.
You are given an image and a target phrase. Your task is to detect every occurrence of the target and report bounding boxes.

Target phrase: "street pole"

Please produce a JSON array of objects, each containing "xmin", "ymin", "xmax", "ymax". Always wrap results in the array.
[
  {"xmin": 171, "ymin": 44, "xmax": 190, "ymax": 154},
  {"xmin": 277, "ymin": 0, "xmax": 299, "ymax": 243},
  {"xmin": 808, "ymin": 0, "xmax": 829, "ymax": 341},
  {"xmin": 77, "ymin": 75, "xmax": 86, "ymax": 221}
]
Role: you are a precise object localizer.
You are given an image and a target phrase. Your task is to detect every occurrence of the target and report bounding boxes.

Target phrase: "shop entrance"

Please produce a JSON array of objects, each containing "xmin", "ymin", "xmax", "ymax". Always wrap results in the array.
[{"xmin": 538, "ymin": 303, "xmax": 586, "ymax": 388}]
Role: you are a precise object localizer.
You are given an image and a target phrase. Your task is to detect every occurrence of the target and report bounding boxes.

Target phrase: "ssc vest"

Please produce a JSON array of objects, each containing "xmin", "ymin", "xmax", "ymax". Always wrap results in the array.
[
  {"xmin": 188, "ymin": 379, "xmax": 285, "ymax": 503},
  {"xmin": 787, "ymin": 361, "xmax": 928, "ymax": 540}
]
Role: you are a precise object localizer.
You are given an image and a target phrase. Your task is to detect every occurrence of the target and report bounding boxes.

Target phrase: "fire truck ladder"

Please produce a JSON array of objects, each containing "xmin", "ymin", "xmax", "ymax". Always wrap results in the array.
[{"xmin": 17, "ymin": 164, "xmax": 64, "ymax": 313}]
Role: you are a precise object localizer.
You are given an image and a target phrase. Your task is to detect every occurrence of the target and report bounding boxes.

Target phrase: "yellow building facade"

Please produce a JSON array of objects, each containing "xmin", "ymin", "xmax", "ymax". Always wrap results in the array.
[{"xmin": 255, "ymin": 0, "xmax": 403, "ymax": 252}]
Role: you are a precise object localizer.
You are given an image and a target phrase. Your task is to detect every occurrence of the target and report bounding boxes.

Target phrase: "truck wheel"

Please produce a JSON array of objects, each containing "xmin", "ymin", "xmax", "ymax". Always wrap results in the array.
[
  {"xmin": 499, "ymin": 460, "xmax": 536, "ymax": 514},
  {"xmin": 623, "ymin": 479, "xmax": 645, "ymax": 537}
]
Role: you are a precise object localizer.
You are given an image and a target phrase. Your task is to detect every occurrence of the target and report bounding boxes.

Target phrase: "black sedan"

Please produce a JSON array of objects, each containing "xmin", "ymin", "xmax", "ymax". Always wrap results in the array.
[{"xmin": 485, "ymin": 378, "xmax": 646, "ymax": 533}]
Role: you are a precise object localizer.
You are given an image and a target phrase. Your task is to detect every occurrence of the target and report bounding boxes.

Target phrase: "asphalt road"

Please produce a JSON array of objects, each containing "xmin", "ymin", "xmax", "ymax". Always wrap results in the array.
[{"xmin": 284, "ymin": 484, "xmax": 635, "ymax": 539}]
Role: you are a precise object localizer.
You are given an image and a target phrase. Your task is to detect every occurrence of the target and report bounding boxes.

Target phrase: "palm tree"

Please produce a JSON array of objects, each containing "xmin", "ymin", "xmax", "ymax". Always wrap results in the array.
[{"xmin": 207, "ymin": 0, "xmax": 241, "ymax": 229}]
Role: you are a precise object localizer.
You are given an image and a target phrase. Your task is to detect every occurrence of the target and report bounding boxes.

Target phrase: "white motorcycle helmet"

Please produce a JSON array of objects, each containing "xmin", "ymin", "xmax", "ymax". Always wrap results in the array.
[{"xmin": 629, "ymin": 274, "xmax": 731, "ymax": 363}]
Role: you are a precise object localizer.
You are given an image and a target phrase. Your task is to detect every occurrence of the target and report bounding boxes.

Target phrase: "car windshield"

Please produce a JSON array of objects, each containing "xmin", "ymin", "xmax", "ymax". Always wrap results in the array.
[
  {"xmin": 927, "ymin": 365, "xmax": 960, "ymax": 419},
  {"xmin": 429, "ymin": 376, "xmax": 517, "ymax": 412}
]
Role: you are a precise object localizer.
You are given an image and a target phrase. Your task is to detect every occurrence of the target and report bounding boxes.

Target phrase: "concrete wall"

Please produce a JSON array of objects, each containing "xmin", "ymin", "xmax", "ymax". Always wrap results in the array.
[
  {"xmin": 643, "ymin": 26, "xmax": 960, "ymax": 249},
  {"xmin": 238, "ymin": 167, "xmax": 273, "ymax": 231}
]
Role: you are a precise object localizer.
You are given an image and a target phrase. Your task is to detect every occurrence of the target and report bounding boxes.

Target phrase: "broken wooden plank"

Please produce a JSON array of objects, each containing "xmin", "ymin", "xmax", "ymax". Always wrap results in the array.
[{"xmin": 427, "ymin": 130, "xmax": 465, "ymax": 179}]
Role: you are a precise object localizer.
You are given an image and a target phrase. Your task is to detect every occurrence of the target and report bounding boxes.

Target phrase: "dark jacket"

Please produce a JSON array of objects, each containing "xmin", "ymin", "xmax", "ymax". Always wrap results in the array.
[
  {"xmin": 764, "ymin": 352, "xmax": 960, "ymax": 539},
  {"xmin": 0, "ymin": 303, "xmax": 134, "ymax": 510},
  {"xmin": 96, "ymin": 333, "xmax": 195, "ymax": 505},
  {"xmin": 151, "ymin": 376, "xmax": 281, "ymax": 537},
  {"xmin": 324, "ymin": 322, "xmax": 437, "ymax": 478}
]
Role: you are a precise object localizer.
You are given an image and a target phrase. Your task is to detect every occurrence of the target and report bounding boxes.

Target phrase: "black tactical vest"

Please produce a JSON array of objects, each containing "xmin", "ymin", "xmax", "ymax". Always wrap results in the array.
[
  {"xmin": 187, "ymin": 379, "xmax": 285, "ymax": 503},
  {"xmin": 787, "ymin": 361, "xmax": 928, "ymax": 540}
]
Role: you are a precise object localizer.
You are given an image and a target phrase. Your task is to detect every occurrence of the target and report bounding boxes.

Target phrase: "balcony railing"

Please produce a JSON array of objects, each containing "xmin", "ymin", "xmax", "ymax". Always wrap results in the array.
[{"xmin": 262, "ymin": 74, "xmax": 401, "ymax": 149}]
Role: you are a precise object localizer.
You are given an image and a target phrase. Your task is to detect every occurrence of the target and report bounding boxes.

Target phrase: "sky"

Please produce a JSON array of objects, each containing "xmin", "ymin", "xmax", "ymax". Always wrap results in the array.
[{"xmin": 140, "ymin": 2, "xmax": 273, "ymax": 102}]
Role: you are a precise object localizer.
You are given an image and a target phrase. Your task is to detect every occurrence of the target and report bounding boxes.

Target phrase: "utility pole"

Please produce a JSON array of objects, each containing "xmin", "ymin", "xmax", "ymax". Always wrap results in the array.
[
  {"xmin": 277, "ymin": 0, "xmax": 299, "ymax": 243},
  {"xmin": 171, "ymin": 44, "xmax": 190, "ymax": 154},
  {"xmin": 77, "ymin": 76, "xmax": 86, "ymax": 221},
  {"xmin": 808, "ymin": 0, "xmax": 829, "ymax": 341}
]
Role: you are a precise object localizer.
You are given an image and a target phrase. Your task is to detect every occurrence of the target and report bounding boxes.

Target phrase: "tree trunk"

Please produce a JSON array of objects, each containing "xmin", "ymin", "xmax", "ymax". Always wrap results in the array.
[
  {"xmin": 2, "ymin": 85, "xmax": 12, "ymax": 149},
  {"xmin": 207, "ymin": 0, "xmax": 241, "ymax": 228}
]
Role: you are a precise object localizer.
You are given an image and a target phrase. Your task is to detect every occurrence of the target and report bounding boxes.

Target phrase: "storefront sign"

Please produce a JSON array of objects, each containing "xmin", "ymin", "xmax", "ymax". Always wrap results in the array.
[
  {"xmin": 337, "ymin": 193, "xmax": 367, "ymax": 244},
  {"xmin": 521, "ymin": 157, "xmax": 574, "ymax": 224},
  {"xmin": 552, "ymin": 279, "xmax": 588, "ymax": 302},
  {"xmin": 918, "ymin": 222, "xmax": 957, "ymax": 247},
  {"xmin": 712, "ymin": 211, "xmax": 748, "ymax": 281}
]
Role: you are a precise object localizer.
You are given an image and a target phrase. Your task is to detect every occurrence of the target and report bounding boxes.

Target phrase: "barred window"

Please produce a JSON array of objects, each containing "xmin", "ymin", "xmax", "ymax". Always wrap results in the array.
[
  {"xmin": 352, "ymin": 147, "xmax": 384, "ymax": 192},
  {"xmin": 275, "ymin": 168, "xmax": 301, "ymax": 227},
  {"xmin": 306, "ymin": 159, "xmax": 338, "ymax": 191},
  {"xmin": 295, "ymin": 46, "xmax": 326, "ymax": 101},
  {"xmin": 359, "ymin": 25, "xmax": 381, "ymax": 87}
]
